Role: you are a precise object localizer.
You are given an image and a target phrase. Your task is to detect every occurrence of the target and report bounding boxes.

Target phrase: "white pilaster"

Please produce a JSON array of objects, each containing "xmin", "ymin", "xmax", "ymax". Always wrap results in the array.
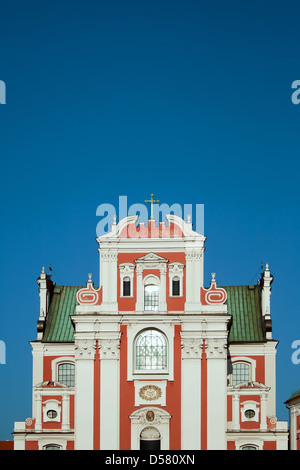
[
  {"xmin": 35, "ymin": 393, "xmax": 42, "ymax": 431},
  {"xmin": 290, "ymin": 406, "xmax": 299, "ymax": 450},
  {"xmin": 135, "ymin": 265, "xmax": 143, "ymax": 312},
  {"xmin": 99, "ymin": 334, "xmax": 121, "ymax": 450},
  {"xmin": 180, "ymin": 333, "xmax": 202, "ymax": 450},
  {"xmin": 206, "ymin": 338, "xmax": 227, "ymax": 450},
  {"xmin": 62, "ymin": 394, "xmax": 70, "ymax": 430},
  {"xmin": 31, "ymin": 342, "xmax": 44, "ymax": 415},
  {"xmin": 74, "ymin": 339, "xmax": 95, "ymax": 450},
  {"xmin": 184, "ymin": 246, "xmax": 203, "ymax": 312},
  {"xmin": 159, "ymin": 265, "xmax": 167, "ymax": 312},
  {"xmin": 260, "ymin": 393, "xmax": 267, "ymax": 431},
  {"xmin": 232, "ymin": 393, "xmax": 240, "ymax": 430}
]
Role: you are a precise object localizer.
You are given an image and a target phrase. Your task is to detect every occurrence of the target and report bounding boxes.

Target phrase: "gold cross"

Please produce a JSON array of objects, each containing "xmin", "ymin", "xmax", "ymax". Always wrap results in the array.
[{"xmin": 145, "ymin": 193, "xmax": 160, "ymax": 219}]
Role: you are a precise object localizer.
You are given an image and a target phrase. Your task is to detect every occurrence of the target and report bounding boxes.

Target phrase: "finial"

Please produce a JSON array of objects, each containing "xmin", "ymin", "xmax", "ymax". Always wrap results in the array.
[
  {"xmin": 88, "ymin": 273, "xmax": 92, "ymax": 282},
  {"xmin": 41, "ymin": 265, "xmax": 45, "ymax": 274},
  {"xmin": 187, "ymin": 214, "xmax": 192, "ymax": 223},
  {"xmin": 211, "ymin": 272, "xmax": 216, "ymax": 285},
  {"xmin": 112, "ymin": 215, "xmax": 117, "ymax": 225}
]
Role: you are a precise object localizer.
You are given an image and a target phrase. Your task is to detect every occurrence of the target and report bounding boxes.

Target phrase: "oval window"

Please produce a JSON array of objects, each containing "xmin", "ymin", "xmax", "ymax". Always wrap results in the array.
[
  {"xmin": 47, "ymin": 409, "xmax": 58, "ymax": 419},
  {"xmin": 245, "ymin": 409, "xmax": 255, "ymax": 419}
]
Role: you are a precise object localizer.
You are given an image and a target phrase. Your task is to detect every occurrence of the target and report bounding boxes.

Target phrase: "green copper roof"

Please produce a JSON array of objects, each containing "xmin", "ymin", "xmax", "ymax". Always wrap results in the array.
[
  {"xmin": 41, "ymin": 284, "xmax": 265, "ymax": 343},
  {"xmin": 285, "ymin": 389, "xmax": 300, "ymax": 404},
  {"xmin": 225, "ymin": 284, "xmax": 265, "ymax": 343},
  {"xmin": 42, "ymin": 286, "xmax": 82, "ymax": 342}
]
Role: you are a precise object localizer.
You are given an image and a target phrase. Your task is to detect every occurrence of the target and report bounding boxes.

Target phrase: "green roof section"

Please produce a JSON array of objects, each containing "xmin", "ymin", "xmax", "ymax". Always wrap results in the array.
[
  {"xmin": 42, "ymin": 286, "xmax": 82, "ymax": 342},
  {"xmin": 41, "ymin": 284, "xmax": 265, "ymax": 343},
  {"xmin": 285, "ymin": 389, "xmax": 300, "ymax": 404},
  {"xmin": 224, "ymin": 284, "xmax": 265, "ymax": 343}
]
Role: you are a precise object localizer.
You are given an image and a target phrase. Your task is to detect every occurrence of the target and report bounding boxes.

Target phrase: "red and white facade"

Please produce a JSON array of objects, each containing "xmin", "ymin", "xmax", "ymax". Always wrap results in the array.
[{"xmin": 13, "ymin": 214, "xmax": 288, "ymax": 450}]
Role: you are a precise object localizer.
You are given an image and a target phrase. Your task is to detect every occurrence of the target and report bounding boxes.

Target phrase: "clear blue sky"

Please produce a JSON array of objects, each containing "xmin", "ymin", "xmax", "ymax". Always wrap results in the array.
[{"xmin": 0, "ymin": 0, "xmax": 300, "ymax": 440}]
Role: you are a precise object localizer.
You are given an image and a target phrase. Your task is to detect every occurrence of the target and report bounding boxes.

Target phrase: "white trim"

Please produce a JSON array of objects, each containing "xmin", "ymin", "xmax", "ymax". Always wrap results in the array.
[
  {"xmin": 51, "ymin": 357, "xmax": 75, "ymax": 383},
  {"xmin": 127, "ymin": 323, "xmax": 174, "ymax": 381},
  {"xmin": 168, "ymin": 262, "xmax": 184, "ymax": 297},
  {"xmin": 129, "ymin": 406, "xmax": 171, "ymax": 450},
  {"xmin": 119, "ymin": 262, "xmax": 135, "ymax": 297},
  {"xmin": 43, "ymin": 399, "xmax": 61, "ymax": 423},
  {"xmin": 228, "ymin": 357, "xmax": 256, "ymax": 385},
  {"xmin": 134, "ymin": 380, "xmax": 167, "ymax": 406},
  {"xmin": 240, "ymin": 400, "xmax": 260, "ymax": 423}
]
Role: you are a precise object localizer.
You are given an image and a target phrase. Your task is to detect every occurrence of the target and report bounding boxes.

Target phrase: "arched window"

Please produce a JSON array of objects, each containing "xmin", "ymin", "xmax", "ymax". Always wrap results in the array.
[
  {"xmin": 140, "ymin": 426, "xmax": 161, "ymax": 450},
  {"xmin": 58, "ymin": 363, "xmax": 75, "ymax": 387},
  {"xmin": 123, "ymin": 276, "xmax": 131, "ymax": 297},
  {"xmin": 144, "ymin": 282, "xmax": 159, "ymax": 311},
  {"xmin": 240, "ymin": 445, "xmax": 258, "ymax": 450},
  {"xmin": 172, "ymin": 276, "xmax": 180, "ymax": 296},
  {"xmin": 44, "ymin": 444, "xmax": 61, "ymax": 450},
  {"xmin": 232, "ymin": 362, "xmax": 250, "ymax": 386},
  {"xmin": 135, "ymin": 329, "xmax": 167, "ymax": 371}
]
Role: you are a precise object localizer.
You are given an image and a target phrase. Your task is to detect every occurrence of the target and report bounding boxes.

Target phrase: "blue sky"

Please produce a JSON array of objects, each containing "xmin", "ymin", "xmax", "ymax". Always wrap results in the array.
[{"xmin": 0, "ymin": 0, "xmax": 300, "ymax": 440}]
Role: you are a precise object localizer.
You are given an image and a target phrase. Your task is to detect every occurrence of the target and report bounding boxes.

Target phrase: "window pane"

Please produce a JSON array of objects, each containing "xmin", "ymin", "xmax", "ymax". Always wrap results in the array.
[
  {"xmin": 136, "ymin": 330, "xmax": 167, "ymax": 370},
  {"xmin": 172, "ymin": 279, "xmax": 180, "ymax": 296},
  {"xmin": 123, "ymin": 280, "xmax": 131, "ymax": 296},
  {"xmin": 58, "ymin": 363, "xmax": 75, "ymax": 387},
  {"xmin": 144, "ymin": 285, "xmax": 159, "ymax": 311},
  {"xmin": 232, "ymin": 362, "xmax": 250, "ymax": 385}
]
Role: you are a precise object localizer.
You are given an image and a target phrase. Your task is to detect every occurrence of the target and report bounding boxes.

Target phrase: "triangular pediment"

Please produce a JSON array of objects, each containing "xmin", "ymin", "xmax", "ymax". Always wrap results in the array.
[{"xmin": 135, "ymin": 252, "xmax": 168, "ymax": 264}]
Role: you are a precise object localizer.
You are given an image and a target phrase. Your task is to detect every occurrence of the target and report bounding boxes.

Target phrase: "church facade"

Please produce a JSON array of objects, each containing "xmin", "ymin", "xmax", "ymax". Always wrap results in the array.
[{"xmin": 13, "ymin": 212, "xmax": 288, "ymax": 450}]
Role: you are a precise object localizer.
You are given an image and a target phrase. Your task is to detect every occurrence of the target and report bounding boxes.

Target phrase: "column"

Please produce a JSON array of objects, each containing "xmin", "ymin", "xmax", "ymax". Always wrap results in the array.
[
  {"xmin": 109, "ymin": 250, "xmax": 118, "ymax": 312},
  {"xmin": 159, "ymin": 265, "xmax": 167, "ymax": 312},
  {"xmin": 62, "ymin": 394, "xmax": 70, "ymax": 431},
  {"xmin": 180, "ymin": 333, "xmax": 202, "ymax": 450},
  {"xmin": 206, "ymin": 338, "xmax": 227, "ymax": 450},
  {"xmin": 135, "ymin": 265, "xmax": 143, "ymax": 312},
  {"xmin": 74, "ymin": 339, "xmax": 95, "ymax": 450},
  {"xmin": 35, "ymin": 393, "xmax": 42, "ymax": 431},
  {"xmin": 99, "ymin": 334, "xmax": 121, "ymax": 450},
  {"xmin": 232, "ymin": 393, "xmax": 240, "ymax": 430},
  {"xmin": 260, "ymin": 393, "xmax": 267, "ymax": 431},
  {"xmin": 185, "ymin": 247, "xmax": 203, "ymax": 312},
  {"xmin": 101, "ymin": 250, "xmax": 118, "ymax": 313},
  {"xmin": 290, "ymin": 407, "xmax": 298, "ymax": 450}
]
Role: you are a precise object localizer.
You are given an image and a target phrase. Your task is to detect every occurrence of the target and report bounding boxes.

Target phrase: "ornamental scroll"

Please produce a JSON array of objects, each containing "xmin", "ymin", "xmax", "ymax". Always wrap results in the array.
[{"xmin": 200, "ymin": 273, "xmax": 227, "ymax": 305}]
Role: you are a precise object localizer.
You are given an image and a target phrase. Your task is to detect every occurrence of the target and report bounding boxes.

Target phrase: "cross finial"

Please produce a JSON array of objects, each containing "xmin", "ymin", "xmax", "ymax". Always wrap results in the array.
[{"xmin": 145, "ymin": 193, "xmax": 160, "ymax": 219}]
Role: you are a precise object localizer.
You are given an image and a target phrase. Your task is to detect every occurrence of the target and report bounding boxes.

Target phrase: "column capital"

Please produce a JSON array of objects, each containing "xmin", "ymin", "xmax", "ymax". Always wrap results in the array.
[
  {"xmin": 75, "ymin": 339, "xmax": 96, "ymax": 360},
  {"xmin": 206, "ymin": 338, "xmax": 227, "ymax": 359},
  {"xmin": 180, "ymin": 334, "xmax": 204, "ymax": 359}
]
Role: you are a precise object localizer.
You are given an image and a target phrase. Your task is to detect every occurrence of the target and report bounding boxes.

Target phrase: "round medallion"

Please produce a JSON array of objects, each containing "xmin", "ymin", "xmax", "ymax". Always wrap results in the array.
[{"xmin": 146, "ymin": 410, "xmax": 155, "ymax": 422}]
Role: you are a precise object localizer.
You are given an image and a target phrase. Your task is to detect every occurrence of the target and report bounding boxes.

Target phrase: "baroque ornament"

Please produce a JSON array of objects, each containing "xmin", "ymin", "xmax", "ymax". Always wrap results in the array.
[{"xmin": 139, "ymin": 385, "xmax": 162, "ymax": 401}]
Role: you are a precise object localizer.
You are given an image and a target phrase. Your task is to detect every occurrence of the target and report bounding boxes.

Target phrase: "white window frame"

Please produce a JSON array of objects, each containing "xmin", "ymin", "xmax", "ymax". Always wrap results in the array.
[
  {"xmin": 43, "ymin": 399, "xmax": 61, "ymax": 423},
  {"xmin": 168, "ymin": 262, "xmax": 184, "ymax": 297},
  {"xmin": 51, "ymin": 357, "xmax": 75, "ymax": 386},
  {"xmin": 127, "ymin": 323, "xmax": 174, "ymax": 381},
  {"xmin": 134, "ymin": 328, "xmax": 168, "ymax": 373},
  {"xmin": 229, "ymin": 357, "xmax": 256, "ymax": 386},
  {"xmin": 143, "ymin": 275, "xmax": 160, "ymax": 311},
  {"xmin": 119, "ymin": 263, "xmax": 135, "ymax": 297}
]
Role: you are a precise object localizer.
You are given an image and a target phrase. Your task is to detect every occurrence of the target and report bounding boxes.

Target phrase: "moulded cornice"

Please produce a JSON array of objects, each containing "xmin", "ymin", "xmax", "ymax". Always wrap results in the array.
[{"xmin": 96, "ymin": 215, "xmax": 138, "ymax": 242}]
